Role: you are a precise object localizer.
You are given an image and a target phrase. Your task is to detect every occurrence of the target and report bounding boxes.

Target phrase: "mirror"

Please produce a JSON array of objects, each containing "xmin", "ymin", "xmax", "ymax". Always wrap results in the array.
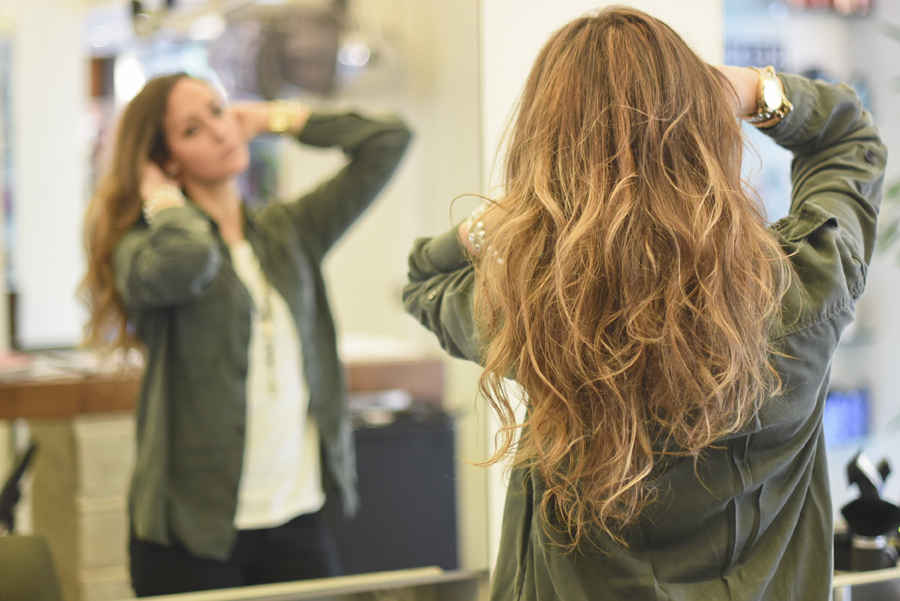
[{"xmin": 3, "ymin": 1, "xmax": 487, "ymax": 599}]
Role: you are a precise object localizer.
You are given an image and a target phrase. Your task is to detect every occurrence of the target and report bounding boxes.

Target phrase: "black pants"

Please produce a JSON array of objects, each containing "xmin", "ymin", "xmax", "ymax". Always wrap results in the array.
[{"xmin": 129, "ymin": 511, "xmax": 343, "ymax": 597}]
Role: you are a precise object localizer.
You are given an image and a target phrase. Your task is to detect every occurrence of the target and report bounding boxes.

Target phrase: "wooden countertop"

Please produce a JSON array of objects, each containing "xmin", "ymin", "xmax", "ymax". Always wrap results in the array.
[
  {"xmin": 0, "ymin": 356, "xmax": 444, "ymax": 421},
  {"xmin": 0, "ymin": 371, "xmax": 141, "ymax": 420}
]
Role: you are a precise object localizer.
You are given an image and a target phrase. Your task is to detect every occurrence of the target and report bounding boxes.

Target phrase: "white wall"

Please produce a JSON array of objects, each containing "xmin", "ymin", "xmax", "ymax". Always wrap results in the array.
[
  {"xmin": 477, "ymin": 0, "xmax": 724, "ymax": 569},
  {"xmin": 7, "ymin": 0, "xmax": 87, "ymax": 349},
  {"xmin": 0, "ymin": 8, "xmax": 10, "ymax": 483},
  {"xmin": 0, "ymin": 0, "xmax": 87, "ymax": 530}
]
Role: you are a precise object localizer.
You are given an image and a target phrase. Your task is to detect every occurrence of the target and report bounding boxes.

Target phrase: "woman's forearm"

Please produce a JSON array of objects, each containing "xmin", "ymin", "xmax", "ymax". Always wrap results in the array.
[
  {"xmin": 714, "ymin": 65, "xmax": 761, "ymax": 119},
  {"xmin": 231, "ymin": 100, "xmax": 312, "ymax": 141}
]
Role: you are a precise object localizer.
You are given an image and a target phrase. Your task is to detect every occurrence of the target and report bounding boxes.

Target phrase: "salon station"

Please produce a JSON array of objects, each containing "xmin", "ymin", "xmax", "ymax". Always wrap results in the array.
[{"xmin": 0, "ymin": 0, "xmax": 899, "ymax": 600}]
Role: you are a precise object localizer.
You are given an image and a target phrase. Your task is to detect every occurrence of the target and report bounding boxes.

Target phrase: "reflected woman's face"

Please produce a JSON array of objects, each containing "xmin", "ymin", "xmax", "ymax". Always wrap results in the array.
[{"xmin": 161, "ymin": 78, "xmax": 250, "ymax": 185}]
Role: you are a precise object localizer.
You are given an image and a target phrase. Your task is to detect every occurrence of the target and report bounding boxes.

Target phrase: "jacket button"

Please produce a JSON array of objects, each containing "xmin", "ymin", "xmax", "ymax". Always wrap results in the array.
[
  {"xmin": 427, "ymin": 290, "xmax": 437, "ymax": 300},
  {"xmin": 865, "ymin": 149, "xmax": 877, "ymax": 164}
]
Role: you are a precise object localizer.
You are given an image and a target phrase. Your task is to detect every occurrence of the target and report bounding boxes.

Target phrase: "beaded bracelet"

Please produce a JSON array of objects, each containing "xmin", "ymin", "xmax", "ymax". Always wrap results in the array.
[
  {"xmin": 466, "ymin": 205, "xmax": 487, "ymax": 254},
  {"xmin": 142, "ymin": 184, "xmax": 186, "ymax": 224},
  {"xmin": 465, "ymin": 204, "xmax": 505, "ymax": 264}
]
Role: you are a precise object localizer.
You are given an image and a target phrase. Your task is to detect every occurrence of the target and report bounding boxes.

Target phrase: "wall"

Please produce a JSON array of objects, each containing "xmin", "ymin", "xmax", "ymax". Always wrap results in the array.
[
  {"xmin": 6, "ymin": 0, "xmax": 87, "ymax": 349},
  {"xmin": 0, "ymin": 7, "xmax": 9, "ymax": 487}
]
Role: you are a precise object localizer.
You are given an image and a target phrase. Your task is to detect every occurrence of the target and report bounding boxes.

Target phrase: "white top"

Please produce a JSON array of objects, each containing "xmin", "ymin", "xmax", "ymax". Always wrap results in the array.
[{"xmin": 229, "ymin": 240, "xmax": 325, "ymax": 530}]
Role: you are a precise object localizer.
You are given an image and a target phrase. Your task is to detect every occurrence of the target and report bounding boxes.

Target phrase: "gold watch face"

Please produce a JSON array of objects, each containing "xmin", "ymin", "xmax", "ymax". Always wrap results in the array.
[{"xmin": 762, "ymin": 78, "xmax": 783, "ymax": 111}]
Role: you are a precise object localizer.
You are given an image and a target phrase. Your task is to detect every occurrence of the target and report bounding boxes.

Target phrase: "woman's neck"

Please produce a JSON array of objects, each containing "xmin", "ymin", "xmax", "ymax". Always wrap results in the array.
[{"xmin": 184, "ymin": 179, "xmax": 244, "ymax": 245}]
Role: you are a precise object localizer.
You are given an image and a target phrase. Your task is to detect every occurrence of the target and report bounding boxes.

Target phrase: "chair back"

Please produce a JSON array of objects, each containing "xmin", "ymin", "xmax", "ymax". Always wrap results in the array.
[{"xmin": 0, "ymin": 535, "xmax": 64, "ymax": 601}]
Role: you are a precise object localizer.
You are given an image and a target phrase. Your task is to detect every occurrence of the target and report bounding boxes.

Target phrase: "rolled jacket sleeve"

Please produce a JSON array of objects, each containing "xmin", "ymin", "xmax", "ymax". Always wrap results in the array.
[
  {"xmin": 765, "ymin": 74, "xmax": 886, "ymax": 334},
  {"xmin": 279, "ymin": 112, "xmax": 413, "ymax": 259},
  {"xmin": 113, "ymin": 204, "xmax": 222, "ymax": 309},
  {"xmin": 403, "ymin": 226, "xmax": 484, "ymax": 363},
  {"xmin": 768, "ymin": 75, "xmax": 884, "ymax": 265}
]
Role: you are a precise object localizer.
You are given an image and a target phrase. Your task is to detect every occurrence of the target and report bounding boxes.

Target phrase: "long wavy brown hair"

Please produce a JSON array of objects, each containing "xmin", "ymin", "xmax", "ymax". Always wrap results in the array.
[
  {"xmin": 474, "ymin": 7, "xmax": 792, "ymax": 548},
  {"xmin": 79, "ymin": 73, "xmax": 188, "ymax": 352}
]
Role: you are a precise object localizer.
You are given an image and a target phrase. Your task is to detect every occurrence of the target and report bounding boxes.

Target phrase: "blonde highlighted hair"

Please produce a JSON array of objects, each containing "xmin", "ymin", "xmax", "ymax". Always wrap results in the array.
[
  {"xmin": 79, "ymin": 73, "xmax": 189, "ymax": 352},
  {"xmin": 474, "ymin": 7, "xmax": 791, "ymax": 548}
]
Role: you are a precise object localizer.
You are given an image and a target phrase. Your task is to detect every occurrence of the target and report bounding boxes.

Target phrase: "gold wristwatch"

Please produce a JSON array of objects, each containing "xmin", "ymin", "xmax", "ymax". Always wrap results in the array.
[
  {"xmin": 745, "ymin": 66, "xmax": 792, "ymax": 128},
  {"xmin": 268, "ymin": 99, "xmax": 305, "ymax": 134}
]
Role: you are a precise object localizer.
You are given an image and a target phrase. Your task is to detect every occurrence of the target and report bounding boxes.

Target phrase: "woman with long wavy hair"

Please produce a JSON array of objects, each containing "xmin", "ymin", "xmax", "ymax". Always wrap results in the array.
[
  {"xmin": 81, "ymin": 74, "xmax": 410, "ymax": 595},
  {"xmin": 405, "ymin": 7, "xmax": 884, "ymax": 600}
]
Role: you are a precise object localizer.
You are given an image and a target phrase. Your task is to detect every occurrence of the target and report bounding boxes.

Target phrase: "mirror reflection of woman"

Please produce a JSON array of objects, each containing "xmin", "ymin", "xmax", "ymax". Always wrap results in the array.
[
  {"xmin": 80, "ymin": 74, "xmax": 411, "ymax": 596},
  {"xmin": 404, "ymin": 7, "xmax": 885, "ymax": 600}
]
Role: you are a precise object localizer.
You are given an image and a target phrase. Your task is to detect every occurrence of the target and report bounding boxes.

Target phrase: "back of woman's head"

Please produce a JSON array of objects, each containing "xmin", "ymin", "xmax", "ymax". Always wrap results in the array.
[
  {"xmin": 80, "ymin": 73, "xmax": 188, "ymax": 352},
  {"xmin": 475, "ymin": 6, "xmax": 791, "ymax": 548}
]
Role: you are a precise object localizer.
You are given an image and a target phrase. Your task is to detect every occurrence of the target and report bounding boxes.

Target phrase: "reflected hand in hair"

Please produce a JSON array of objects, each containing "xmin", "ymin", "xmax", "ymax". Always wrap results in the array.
[
  {"xmin": 140, "ymin": 161, "xmax": 185, "ymax": 223},
  {"xmin": 140, "ymin": 161, "xmax": 181, "ymax": 202}
]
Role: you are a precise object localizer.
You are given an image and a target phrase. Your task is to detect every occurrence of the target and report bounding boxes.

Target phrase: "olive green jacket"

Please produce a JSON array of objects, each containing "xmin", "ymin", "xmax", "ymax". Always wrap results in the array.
[
  {"xmin": 115, "ymin": 112, "xmax": 411, "ymax": 560},
  {"xmin": 403, "ymin": 75, "xmax": 885, "ymax": 600}
]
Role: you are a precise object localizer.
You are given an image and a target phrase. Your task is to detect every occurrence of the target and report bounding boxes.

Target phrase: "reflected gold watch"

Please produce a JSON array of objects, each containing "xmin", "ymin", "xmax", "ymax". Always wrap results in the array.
[{"xmin": 745, "ymin": 65, "xmax": 793, "ymax": 128}]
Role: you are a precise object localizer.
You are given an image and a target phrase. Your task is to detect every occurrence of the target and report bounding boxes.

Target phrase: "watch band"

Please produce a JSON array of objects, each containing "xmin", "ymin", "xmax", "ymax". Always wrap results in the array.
[{"xmin": 745, "ymin": 66, "xmax": 793, "ymax": 128}]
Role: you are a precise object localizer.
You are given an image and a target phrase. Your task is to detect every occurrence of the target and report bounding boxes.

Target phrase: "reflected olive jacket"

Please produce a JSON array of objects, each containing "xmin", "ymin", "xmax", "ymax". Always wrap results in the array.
[
  {"xmin": 115, "ymin": 112, "xmax": 411, "ymax": 560},
  {"xmin": 403, "ymin": 75, "xmax": 885, "ymax": 600}
]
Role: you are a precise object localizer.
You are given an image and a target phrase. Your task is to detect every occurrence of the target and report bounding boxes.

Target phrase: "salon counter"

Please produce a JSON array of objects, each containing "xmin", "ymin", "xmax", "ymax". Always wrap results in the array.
[
  {"xmin": 0, "ymin": 354, "xmax": 444, "ymax": 420},
  {"xmin": 0, "ymin": 371, "xmax": 141, "ymax": 420}
]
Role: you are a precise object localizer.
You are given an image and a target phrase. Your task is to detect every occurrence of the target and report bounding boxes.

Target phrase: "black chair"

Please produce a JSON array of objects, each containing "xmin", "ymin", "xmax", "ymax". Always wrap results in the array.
[{"xmin": 0, "ymin": 441, "xmax": 36, "ymax": 533}]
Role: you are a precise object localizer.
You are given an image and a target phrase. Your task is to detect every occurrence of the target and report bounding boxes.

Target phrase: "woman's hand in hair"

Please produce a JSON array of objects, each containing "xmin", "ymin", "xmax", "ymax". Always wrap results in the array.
[
  {"xmin": 714, "ymin": 65, "xmax": 759, "ymax": 119},
  {"xmin": 232, "ymin": 101, "xmax": 312, "ymax": 140}
]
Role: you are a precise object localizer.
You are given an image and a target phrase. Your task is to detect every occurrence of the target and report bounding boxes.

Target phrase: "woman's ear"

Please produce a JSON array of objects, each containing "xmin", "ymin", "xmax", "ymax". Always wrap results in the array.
[{"xmin": 163, "ymin": 161, "xmax": 181, "ymax": 179}]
